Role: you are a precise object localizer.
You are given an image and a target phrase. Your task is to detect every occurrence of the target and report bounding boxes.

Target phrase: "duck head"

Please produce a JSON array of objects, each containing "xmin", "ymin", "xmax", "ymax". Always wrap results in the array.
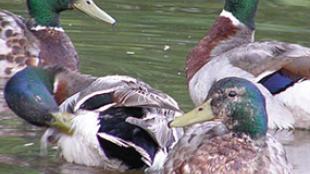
[
  {"xmin": 4, "ymin": 67, "xmax": 59, "ymax": 127},
  {"xmin": 223, "ymin": 0, "xmax": 258, "ymax": 30},
  {"xmin": 5, "ymin": 66, "xmax": 92, "ymax": 134},
  {"xmin": 27, "ymin": 0, "xmax": 116, "ymax": 27},
  {"xmin": 171, "ymin": 77, "xmax": 268, "ymax": 139}
]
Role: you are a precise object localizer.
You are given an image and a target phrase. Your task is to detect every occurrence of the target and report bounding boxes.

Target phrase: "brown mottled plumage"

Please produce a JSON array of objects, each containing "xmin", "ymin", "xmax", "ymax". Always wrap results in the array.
[
  {"xmin": 0, "ymin": 11, "xmax": 40, "ymax": 77},
  {"xmin": 0, "ymin": 11, "xmax": 79, "ymax": 78},
  {"xmin": 164, "ymin": 124, "xmax": 290, "ymax": 174}
]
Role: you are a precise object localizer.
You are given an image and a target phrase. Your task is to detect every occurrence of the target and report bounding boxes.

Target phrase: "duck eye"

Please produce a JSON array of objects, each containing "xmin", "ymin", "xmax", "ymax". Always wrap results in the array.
[
  {"xmin": 228, "ymin": 91, "xmax": 237, "ymax": 97},
  {"xmin": 198, "ymin": 107, "xmax": 203, "ymax": 111}
]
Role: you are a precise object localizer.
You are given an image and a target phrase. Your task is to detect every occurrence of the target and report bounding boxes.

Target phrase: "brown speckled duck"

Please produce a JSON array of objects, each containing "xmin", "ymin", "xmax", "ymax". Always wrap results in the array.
[
  {"xmin": 0, "ymin": 0, "xmax": 115, "ymax": 78},
  {"xmin": 186, "ymin": 0, "xmax": 310, "ymax": 129},
  {"xmin": 164, "ymin": 77, "xmax": 292, "ymax": 174}
]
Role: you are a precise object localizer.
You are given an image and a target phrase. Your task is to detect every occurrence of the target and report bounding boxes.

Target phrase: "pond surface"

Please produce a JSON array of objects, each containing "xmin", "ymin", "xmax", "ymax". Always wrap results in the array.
[{"xmin": 0, "ymin": 0, "xmax": 310, "ymax": 173}]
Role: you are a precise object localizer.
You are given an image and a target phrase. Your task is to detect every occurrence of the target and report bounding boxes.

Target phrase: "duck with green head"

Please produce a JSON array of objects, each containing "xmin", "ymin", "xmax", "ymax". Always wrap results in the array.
[
  {"xmin": 164, "ymin": 77, "xmax": 292, "ymax": 174},
  {"xmin": 187, "ymin": 0, "xmax": 310, "ymax": 129},
  {"xmin": 0, "ymin": 0, "xmax": 115, "ymax": 78},
  {"xmin": 4, "ymin": 66, "xmax": 183, "ymax": 172}
]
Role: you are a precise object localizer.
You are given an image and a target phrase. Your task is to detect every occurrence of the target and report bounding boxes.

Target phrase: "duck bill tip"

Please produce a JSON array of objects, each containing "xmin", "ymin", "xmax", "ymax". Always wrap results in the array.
[{"xmin": 73, "ymin": 0, "xmax": 116, "ymax": 25}]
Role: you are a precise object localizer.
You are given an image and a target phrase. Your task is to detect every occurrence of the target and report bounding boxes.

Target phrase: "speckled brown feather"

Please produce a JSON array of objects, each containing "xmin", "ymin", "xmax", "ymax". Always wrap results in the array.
[
  {"xmin": 0, "ymin": 11, "xmax": 39, "ymax": 77},
  {"xmin": 164, "ymin": 123, "xmax": 292, "ymax": 174},
  {"xmin": 0, "ymin": 10, "xmax": 80, "ymax": 78},
  {"xmin": 179, "ymin": 134, "xmax": 260, "ymax": 174}
]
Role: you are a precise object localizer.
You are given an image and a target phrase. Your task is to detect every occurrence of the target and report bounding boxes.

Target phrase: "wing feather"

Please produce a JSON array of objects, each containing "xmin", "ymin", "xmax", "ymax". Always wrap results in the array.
[
  {"xmin": 73, "ymin": 75, "xmax": 181, "ymax": 112},
  {"xmin": 97, "ymin": 132, "xmax": 152, "ymax": 166},
  {"xmin": 227, "ymin": 41, "xmax": 310, "ymax": 78}
]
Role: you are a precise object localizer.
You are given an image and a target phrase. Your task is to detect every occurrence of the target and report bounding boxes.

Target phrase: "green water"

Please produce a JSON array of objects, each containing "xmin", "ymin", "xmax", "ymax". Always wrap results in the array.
[{"xmin": 0, "ymin": 0, "xmax": 310, "ymax": 173}]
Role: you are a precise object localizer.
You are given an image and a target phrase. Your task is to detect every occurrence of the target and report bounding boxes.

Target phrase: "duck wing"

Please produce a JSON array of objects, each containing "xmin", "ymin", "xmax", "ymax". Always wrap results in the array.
[
  {"xmin": 70, "ymin": 75, "xmax": 181, "ymax": 112},
  {"xmin": 227, "ymin": 41, "xmax": 310, "ymax": 79},
  {"xmin": 59, "ymin": 74, "xmax": 183, "ymax": 163}
]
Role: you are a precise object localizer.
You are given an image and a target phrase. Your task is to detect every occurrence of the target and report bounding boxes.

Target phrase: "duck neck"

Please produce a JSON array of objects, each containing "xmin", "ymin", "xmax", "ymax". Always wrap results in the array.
[
  {"xmin": 186, "ymin": 14, "xmax": 254, "ymax": 81},
  {"xmin": 27, "ymin": 0, "xmax": 66, "ymax": 29},
  {"xmin": 30, "ymin": 12, "xmax": 61, "ymax": 29},
  {"xmin": 223, "ymin": 0, "xmax": 258, "ymax": 30},
  {"xmin": 232, "ymin": 106, "xmax": 268, "ymax": 139},
  {"xmin": 228, "ymin": 93, "xmax": 268, "ymax": 139},
  {"xmin": 186, "ymin": 1, "xmax": 258, "ymax": 81}
]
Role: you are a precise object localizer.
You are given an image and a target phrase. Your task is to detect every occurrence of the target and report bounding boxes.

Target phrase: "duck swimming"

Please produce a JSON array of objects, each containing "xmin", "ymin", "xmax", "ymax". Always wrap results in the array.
[
  {"xmin": 4, "ymin": 66, "xmax": 183, "ymax": 172},
  {"xmin": 164, "ymin": 77, "xmax": 292, "ymax": 174},
  {"xmin": 186, "ymin": 0, "xmax": 310, "ymax": 129},
  {"xmin": 0, "ymin": 0, "xmax": 115, "ymax": 78}
]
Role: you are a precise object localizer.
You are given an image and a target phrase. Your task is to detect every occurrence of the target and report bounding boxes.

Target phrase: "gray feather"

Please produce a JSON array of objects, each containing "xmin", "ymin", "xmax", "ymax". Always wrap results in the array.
[{"xmin": 227, "ymin": 41, "xmax": 310, "ymax": 77}]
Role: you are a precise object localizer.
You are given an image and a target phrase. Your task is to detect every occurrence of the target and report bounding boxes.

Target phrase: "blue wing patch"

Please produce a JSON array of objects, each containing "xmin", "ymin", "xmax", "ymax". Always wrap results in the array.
[{"xmin": 259, "ymin": 69, "xmax": 303, "ymax": 95}]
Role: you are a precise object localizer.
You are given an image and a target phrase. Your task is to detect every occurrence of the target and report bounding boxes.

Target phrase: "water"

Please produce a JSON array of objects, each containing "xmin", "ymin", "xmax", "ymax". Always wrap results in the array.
[{"xmin": 0, "ymin": 0, "xmax": 310, "ymax": 173}]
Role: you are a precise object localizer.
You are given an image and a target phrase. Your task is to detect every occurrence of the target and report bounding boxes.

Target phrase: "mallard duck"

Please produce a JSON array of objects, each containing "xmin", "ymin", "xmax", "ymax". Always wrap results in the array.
[
  {"xmin": 4, "ymin": 66, "xmax": 183, "ymax": 172},
  {"xmin": 0, "ymin": 0, "xmax": 115, "ymax": 78},
  {"xmin": 164, "ymin": 77, "xmax": 292, "ymax": 174},
  {"xmin": 186, "ymin": 0, "xmax": 310, "ymax": 129}
]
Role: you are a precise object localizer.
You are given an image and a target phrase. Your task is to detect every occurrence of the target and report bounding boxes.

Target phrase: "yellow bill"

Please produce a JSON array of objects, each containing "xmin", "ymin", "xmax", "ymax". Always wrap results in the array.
[
  {"xmin": 49, "ymin": 112, "xmax": 74, "ymax": 135},
  {"xmin": 73, "ymin": 0, "xmax": 116, "ymax": 25},
  {"xmin": 170, "ymin": 99, "xmax": 215, "ymax": 127}
]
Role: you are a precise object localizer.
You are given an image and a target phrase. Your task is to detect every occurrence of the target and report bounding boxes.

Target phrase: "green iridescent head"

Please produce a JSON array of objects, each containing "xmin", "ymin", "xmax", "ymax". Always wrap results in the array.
[
  {"xmin": 27, "ymin": 0, "xmax": 116, "ymax": 27},
  {"xmin": 224, "ymin": 0, "xmax": 258, "ymax": 29},
  {"xmin": 4, "ymin": 67, "xmax": 58, "ymax": 127},
  {"xmin": 171, "ymin": 77, "xmax": 267, "ymax": 139},
  {"xmin": 4, "ymin": 66, "xmax": 90, "ymax": 134}
]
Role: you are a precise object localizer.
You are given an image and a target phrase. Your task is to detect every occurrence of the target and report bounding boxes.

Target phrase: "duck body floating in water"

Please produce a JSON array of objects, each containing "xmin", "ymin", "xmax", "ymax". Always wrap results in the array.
[
  {"xmin": 164, "ymin": 77, "xmax": 292, "ymax": 174},
  {"xmin": 186, "ymin": 0, "xmax": 310, "ymax": 129},
  {"xmin": 0, "ymin": 0, "xmax": 115, "ymax": 78},
  {"xmin": 4, "ymin": 66, "xmax": 183, "ymax": 172}
]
